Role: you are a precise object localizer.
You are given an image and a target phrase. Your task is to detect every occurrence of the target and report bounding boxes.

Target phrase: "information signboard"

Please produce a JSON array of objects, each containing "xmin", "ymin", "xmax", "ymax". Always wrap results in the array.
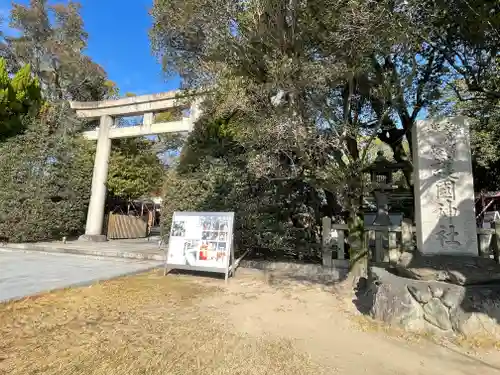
[{"xmin": 165, "ymin": 212, "xmax": 235, "ymax": 281}]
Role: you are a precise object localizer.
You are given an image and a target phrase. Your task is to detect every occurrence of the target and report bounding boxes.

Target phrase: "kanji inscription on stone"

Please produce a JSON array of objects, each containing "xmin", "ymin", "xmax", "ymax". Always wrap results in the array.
[
  {"xmin": 436, "ymin": 180, "xmax": 456, "ymax": 200},
  {"xmin": 436, "ymin": 200, "xmax": 458, "ymax": 218},
  {"xmin": 436, "ymin": 224, "xmax": 461, "ymax": 247},
  {"xmin": 413, "ymin": 117, "xmax": 478, "ymax": 255}
]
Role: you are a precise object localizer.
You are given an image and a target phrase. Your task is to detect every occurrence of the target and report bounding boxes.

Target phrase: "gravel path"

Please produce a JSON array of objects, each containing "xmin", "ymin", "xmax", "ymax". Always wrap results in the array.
[{"xmin": 0, "ymin": 249, "xmax": 161, "ymax": 302}]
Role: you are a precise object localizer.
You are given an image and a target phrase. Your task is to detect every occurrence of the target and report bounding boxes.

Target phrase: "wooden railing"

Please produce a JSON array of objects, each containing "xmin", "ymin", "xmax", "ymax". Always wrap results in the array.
[{"xmin": 321, "ymin": 217, "xmax": 500, "ymax": 267}]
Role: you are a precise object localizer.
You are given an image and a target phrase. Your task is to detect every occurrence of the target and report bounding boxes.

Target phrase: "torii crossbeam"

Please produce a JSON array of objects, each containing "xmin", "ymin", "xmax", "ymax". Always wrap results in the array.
[{"xmin": 70, "ymin": 91, "xmax": 202, "ymax": 242}]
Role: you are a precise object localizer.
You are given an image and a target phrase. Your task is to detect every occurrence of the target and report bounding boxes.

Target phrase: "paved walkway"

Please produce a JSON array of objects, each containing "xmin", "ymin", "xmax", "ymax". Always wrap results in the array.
[
  {"xmin": 4, "ymin": 238, "xmax": 165, "ymax": 261},
  {"xmin": 0, "ymin": 249, "xmax": 162, "ymax": 303},
  {"xmin": 1, "ymin": 239, "xmax": 348, "ymax": 292}
]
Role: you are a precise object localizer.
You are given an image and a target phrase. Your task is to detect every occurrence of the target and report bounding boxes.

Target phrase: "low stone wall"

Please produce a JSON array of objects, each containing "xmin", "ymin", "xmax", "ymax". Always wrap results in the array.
[
  {"xmin": 240, "ymin": 260, "xmax": 349, "ymax": 285},
  {"xmin": 364, "ymin": 266, "xmax": 500, "ymax": 339}
]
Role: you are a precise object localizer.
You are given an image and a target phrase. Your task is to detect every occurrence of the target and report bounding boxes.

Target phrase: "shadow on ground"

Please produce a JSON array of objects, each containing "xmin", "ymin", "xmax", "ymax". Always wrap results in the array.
[
  {"xmin": 165, "ymin": 268, "xmax": 227, "ymax": 281},
  {"xmin": 239, "ymin": 259, "xmax": 349, "ymax": 288}
]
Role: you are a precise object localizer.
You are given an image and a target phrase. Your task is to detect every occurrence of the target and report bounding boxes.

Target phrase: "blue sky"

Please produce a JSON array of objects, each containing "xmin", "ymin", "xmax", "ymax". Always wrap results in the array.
[{"xmin": 0, "ymin": 0, "xmax": 180, "ymax": 95}]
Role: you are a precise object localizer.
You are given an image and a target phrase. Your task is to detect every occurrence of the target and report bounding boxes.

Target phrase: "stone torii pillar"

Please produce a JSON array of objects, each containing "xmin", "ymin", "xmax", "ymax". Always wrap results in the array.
[
  {"xmin": 83, "ymin": 115, "xmax": 112, "ymax": 241},
  {"xmin": 70, "ymin": 91, "xmax": 202, "ymax": 242}
]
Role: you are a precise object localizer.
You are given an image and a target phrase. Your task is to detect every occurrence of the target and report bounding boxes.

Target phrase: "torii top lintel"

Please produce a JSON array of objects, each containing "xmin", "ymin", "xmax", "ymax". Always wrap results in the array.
[{"xmin": 69, "ymin": 90, "xmax": 197, "ymax": 119}]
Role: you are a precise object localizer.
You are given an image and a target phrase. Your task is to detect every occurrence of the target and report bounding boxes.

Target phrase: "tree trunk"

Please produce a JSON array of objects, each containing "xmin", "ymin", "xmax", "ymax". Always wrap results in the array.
[
  {"xmin": 342, "ymin": 180, "xmax": 369, "ymax": 289},
  {"xmin": 346, "ymin": 213, "xmax": 368, "ymax": 287},
  {"xmin": 348, "ymin": 256, "xmax": 368, "ymax": 287}
]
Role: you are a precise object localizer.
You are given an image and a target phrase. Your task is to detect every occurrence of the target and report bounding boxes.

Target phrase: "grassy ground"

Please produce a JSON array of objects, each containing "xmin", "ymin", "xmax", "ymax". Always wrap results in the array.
[
  {"xmin": 2, "ymin": 268, "xmax": 500, "ymax": 375},
  {"xmin": 0, "ymin": 270, "xmax": 321, "ymax": 375}
]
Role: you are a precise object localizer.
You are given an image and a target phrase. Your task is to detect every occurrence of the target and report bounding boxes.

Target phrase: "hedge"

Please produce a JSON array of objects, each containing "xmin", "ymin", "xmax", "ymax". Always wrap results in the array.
[
  {"xmin": 161, "ymin": 163, "xmax": 322, "ymax": 261},
  {"xmin": 0, "ymin": 108, "xmax": 94, "ymax": 242}
]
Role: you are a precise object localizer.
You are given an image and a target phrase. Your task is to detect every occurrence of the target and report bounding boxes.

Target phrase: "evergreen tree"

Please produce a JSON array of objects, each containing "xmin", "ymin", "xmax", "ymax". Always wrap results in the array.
[
  {"xmin": 6, "ymin": 0, "xmax": 110, "ymax": 101},
  {"xmin": 0, "ymin": 58, "xmax": 42, "ymax": 141}
]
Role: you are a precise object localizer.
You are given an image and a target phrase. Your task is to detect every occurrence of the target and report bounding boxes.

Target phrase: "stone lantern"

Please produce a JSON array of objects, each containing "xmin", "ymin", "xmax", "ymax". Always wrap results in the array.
[{"xmin": 363, "ymin": 150, "xmax": 412, "ymax": 226}]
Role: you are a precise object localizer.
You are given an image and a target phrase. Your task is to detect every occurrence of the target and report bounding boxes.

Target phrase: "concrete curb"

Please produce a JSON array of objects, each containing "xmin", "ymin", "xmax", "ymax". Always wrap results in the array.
[
  {"xmin": 2, "ymin": 243, "xmax": 165, "ymax": 262},
  {"xmin": 0, "ymin": 248, "xmax": 162, "ymax": 264},
  {"xmin": 2, "ymin": 244, "xmax": 349, "ymax": 272}
]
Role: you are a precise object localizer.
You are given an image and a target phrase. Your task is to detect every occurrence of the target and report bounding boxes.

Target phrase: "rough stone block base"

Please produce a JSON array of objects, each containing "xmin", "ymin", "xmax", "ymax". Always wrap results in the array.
[
  {"xmin": 78, "ymin": 234, "xmax": 108, "ymax": 242},
  {"xmin": 364, "ymin": 266, "xmax": 500, "ymax": 339}
]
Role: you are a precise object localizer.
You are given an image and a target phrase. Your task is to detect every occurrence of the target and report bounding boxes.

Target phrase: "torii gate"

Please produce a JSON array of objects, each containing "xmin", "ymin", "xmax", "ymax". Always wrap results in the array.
[{"xmin": 70, "ymin": 91, "xmax": 201, "ymax": 242}]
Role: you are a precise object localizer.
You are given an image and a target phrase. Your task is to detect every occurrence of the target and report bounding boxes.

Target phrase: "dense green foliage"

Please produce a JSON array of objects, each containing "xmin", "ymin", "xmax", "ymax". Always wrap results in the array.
[
  {"xmin": 0, "ymin": 105, "xmax": 94, "ymax": 242},
  {"xmin": 151, "ymin": 0, "xmax": 500, "ymax": 269},
  {"xmin": 0, "ymin": 2, "xmax": 166, "ymax": 242},
  {"xmin": 0, "ymin": 58, "xmax": 42, "ymax": 141},
  {"xmin": 108, "ymin": 138, "xmax": 165, "ymax": 200},
  {"xmin": 161, "ymin": 115, "xmax": 325, "ymax": 260}
]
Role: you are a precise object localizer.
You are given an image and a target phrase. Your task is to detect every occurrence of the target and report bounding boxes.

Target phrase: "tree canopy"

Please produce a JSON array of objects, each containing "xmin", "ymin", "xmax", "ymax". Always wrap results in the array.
[
  {"xmin": 0, "ymin": 58, "xmax": 42, "ymax": 141},
  {"xmin": 108, "ymin": 138, "xmax": 166, "ymax": 200},
  {"xmin": 150, "ymin": 0, "xmax": 500, "ymax": 268},
  {"xmin": 2, "ymin": 0, "xmax": 113, "ymax": 101},
  {"xmin": 0, "ymin": 104, "xmax": 94, "ymax": 242}
]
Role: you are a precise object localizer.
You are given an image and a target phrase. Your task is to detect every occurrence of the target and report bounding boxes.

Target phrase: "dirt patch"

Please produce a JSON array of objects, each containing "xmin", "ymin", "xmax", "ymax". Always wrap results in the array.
[
  {"xmin": 201, "ymin": 268, "xmax": 500, "ymax": 375},
  {"xmin": 1, "ymin": 267, "xmax": 500, "ymax": 375}
]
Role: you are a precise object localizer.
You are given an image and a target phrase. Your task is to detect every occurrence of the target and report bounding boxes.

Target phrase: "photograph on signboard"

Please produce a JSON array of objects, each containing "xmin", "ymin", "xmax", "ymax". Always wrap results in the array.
[
  {"xmin": 166, "ymin": 212, "xmax": 234, "ymax": 273},
  {"xmin": 171, "ymin": 220, "xmax": 186, "ymax": 237},
  {"xmin": 168, "ymin": 239, "xmax": 227, "ymax": 268},
  {"xmin": 183, "ymin": 239, "xmax": 200, "ymax": 266}
]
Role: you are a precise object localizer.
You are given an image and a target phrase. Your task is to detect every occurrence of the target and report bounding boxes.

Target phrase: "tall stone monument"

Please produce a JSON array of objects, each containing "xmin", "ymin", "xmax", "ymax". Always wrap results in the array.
[{"xmin": 413, "ymin": 116, "xmax": 478, "ymax": 255}]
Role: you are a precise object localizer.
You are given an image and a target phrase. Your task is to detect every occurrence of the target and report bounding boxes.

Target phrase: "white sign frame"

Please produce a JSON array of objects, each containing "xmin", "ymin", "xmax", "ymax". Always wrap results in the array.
[{"xmin": 164, "ymin": 211, "xmax": 235, "ymax": 282}]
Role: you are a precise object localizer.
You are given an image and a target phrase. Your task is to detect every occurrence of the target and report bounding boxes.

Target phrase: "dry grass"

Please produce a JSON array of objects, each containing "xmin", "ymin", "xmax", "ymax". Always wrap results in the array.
[
  {"xmin": 0, "ymin": 270, "xmax": 322, "ymax": 375},
  {"xmin": 350, "ymin": 313, "xmax": 500, "ymax": 351}
]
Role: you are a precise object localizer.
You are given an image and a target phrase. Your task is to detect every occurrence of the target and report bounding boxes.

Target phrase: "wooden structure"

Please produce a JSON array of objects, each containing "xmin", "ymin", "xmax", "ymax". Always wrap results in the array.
[
  {"xmin": 106, "ymin": 213, "xmax": 148, "ymax": 239},
  {"xmin": 476, "ymin": 191, "xmax": 500, "ymax": 225},
  {"xmin": 321, "ymin": 217, "xmax": 500, "ymax": 268},
  {"xmin": 103, "ymin": 197, "xmax": 162, "ymax": 239}
]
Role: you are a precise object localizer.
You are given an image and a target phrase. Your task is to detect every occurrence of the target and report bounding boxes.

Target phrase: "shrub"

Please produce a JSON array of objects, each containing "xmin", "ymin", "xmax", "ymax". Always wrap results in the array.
[
  {"xmin": 0, "ymin": 105, "xmax": 94, "ymax": 242},
  {"xmin": 161, "ymin": 163, "xmax": 322, "ymax": 261},
  {"xmin": 161, "ymin": 115, "xmax": 324, "ymax": 262}
]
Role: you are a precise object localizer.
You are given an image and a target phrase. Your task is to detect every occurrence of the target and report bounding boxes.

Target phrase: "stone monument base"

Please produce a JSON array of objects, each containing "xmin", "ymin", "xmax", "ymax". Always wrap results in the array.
[
  {"xmin": 360, "ymin": 266, "xmax": 500, "ymax": 339},
  {"xmin": 78, "ymin": 234, "xmax": 108, "ymax": 242},
  {"xmin": 394, "ymin": 251, "xmax": 500, "ymax": 285},
  {"xmin": 357, "ymin": 251, "xmax": 500, "ymax": 339}
]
